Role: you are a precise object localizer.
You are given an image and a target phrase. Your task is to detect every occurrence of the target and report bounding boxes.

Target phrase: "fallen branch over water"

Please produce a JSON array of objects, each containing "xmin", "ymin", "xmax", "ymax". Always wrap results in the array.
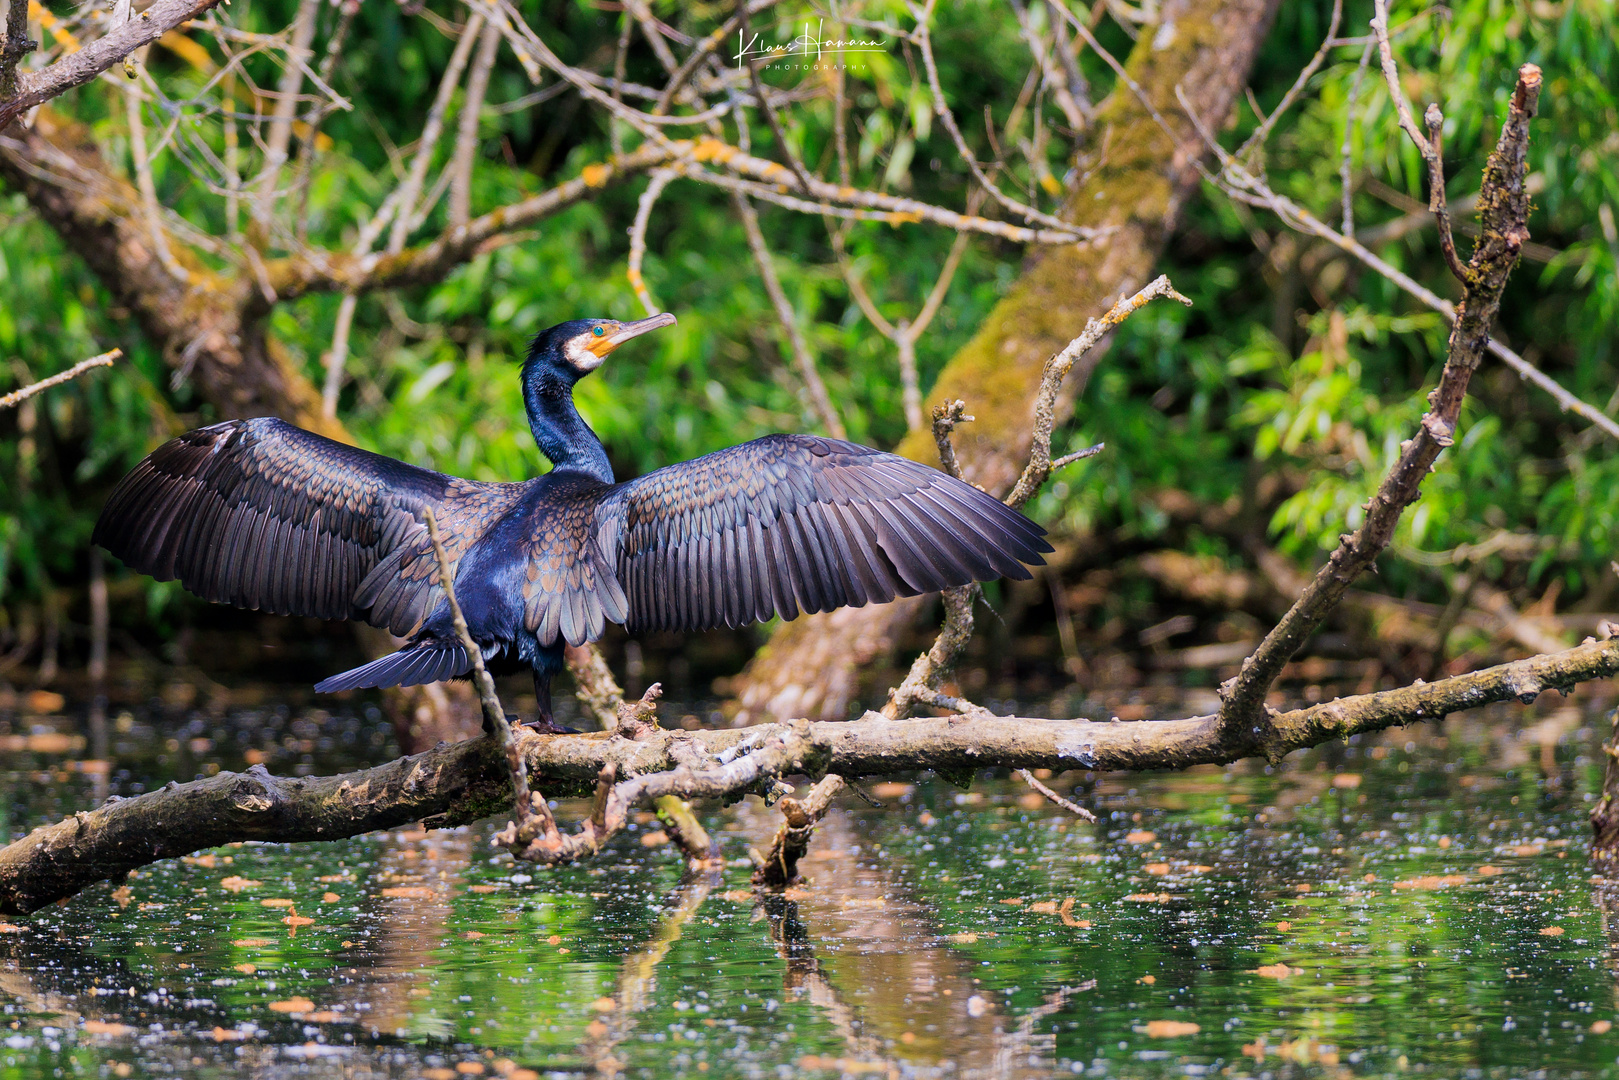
[{"xmin": 4, "ymin": 630, "xmax": 1616, "ymax": 915}]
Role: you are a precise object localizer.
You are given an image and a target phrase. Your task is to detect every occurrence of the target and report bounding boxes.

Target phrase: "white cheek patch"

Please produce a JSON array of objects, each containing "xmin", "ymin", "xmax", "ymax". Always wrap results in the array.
[{"xmin": 563, "ymin": 335, "xmax": 605, "ymax": 372}]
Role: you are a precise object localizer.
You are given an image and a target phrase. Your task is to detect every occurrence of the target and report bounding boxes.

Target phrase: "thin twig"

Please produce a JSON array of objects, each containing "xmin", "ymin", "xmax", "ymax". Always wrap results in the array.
[
  {"xmin": 421, "ymin": 508, "xmax": 559, "ymax": 847},
  {"xmin": 1009, "ymin": 0, "xmax": 1086, "ymax": 132},
  {"xmin": 448, "ymin": 17, "xmax": 501, "ymax": 230},
  {"xmin": 384, "ymin": 11, "xmax": 484, "ymax": 254},
  {"xmin": 321, "ymin": 292, "xmax": 357, "ymax": 419},
  {"xmin": 1370, "ymin": 0, "xmax": 1464, "ymax": 281},
  {"xmin": 1168, "ymin": 84, "xmax": 1619, "ymax": 444},
  {"xmin": 1236, "ymin": 0, "xmax": 1342, "ymax": 164},
  {"xmin": 911, "ymin": 3, "xmax": 1077, "ymax": 237},
  {"xmin": 0, "ymin": 349, "xmax": 119, "ymax": 411},
  {"xmin": 627, "ymin": 168, "xmax": 675, "ymax": 315},
  {"xmin": 734, "ymin": 190, "xmax": 846, "ymax": 439},
  {"xmin": 1340, "ymin": 40, "xmax": 1373, "ymax": 236},
  {"xmin": 1018, "ymin": 769, "xmax": 1096, "ymax": 821},
  {"xmin": 1004, "ymin": 275, "xmax": 1191, "ymax": 510},
  {"xmin": 123, "ymin": 77, "xmax": 189, "ymax": 284},
  {"xmin": 249, "ymin": 0, "xmax": 319, "ymax": 231}
]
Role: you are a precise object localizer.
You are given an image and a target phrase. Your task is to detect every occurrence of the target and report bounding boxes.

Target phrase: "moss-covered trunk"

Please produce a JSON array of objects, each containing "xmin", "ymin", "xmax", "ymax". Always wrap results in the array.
[{"xmin": 733, "ymin": 0, "xmax": 1281, "ymax": 723}]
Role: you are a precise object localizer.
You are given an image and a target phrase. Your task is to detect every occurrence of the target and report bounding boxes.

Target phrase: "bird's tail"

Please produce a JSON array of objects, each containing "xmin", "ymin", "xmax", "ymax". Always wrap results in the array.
[{"xmin": 314, "ymin": 640, "xmax": 471, "ymax": 693}]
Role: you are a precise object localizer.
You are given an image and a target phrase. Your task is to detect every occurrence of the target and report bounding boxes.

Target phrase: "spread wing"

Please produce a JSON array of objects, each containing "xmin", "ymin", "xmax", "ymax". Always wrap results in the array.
[
  {"xmin": 593, "ymin": 435, "xmax": 1051, "ymax": 634},
  {"xmin": 93, "ymin": 417, "xmax": 526, "ymax": 636}
]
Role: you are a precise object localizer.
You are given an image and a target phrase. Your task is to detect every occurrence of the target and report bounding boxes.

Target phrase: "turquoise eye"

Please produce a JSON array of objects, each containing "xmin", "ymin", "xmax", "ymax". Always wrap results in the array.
[{"xmin": 593, "ymin": 326, "xmax": 606, "ymax": 336}]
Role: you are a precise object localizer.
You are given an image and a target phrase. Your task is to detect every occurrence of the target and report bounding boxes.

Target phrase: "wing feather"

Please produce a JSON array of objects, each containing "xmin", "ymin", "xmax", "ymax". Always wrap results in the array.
[
  {"xmin": 595, "ymin": 435, "xmax": 1051, "ymax": 634},
  {"xmin": 94, "ymin": 417, "xmax": 525, "ymax": 635}
]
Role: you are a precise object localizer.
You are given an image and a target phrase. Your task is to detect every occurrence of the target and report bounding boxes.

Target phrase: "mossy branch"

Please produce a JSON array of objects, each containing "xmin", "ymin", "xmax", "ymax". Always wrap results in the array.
[{"xmin": 5, "ymin": 627, "xmax": 1616, "ymax": 915}]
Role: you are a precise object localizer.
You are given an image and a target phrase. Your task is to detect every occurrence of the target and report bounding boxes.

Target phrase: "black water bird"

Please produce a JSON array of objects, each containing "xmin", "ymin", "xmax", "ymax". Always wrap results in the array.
[{"xmin": 94, "ymin": 314, "xmax": 1052, "ymax": 730}]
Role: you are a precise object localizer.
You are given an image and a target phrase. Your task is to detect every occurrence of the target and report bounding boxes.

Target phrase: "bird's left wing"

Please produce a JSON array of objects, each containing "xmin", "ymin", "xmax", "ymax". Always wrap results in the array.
[{"xmin": 592, "ymin": 435, "xmax": 1051, "ymax": 634}]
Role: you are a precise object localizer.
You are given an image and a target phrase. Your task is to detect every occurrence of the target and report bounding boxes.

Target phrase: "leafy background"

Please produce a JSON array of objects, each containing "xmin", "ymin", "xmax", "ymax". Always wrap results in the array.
[{"xmin": 1, "ymin": 0, "xmax": 1614, "ymax": 671}]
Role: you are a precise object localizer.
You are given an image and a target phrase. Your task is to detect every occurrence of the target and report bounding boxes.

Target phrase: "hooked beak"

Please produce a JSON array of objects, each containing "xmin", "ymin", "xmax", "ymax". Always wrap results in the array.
[{"xmin": 589, "ymin": 312, "xmax": 678, "ymax": 357}]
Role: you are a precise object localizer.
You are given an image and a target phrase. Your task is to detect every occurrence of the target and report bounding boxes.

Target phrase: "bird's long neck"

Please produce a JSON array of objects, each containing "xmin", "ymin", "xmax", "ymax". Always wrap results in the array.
[{"xmin": 523, "ymin": 373, "xmax": 612, "ymax": 483}]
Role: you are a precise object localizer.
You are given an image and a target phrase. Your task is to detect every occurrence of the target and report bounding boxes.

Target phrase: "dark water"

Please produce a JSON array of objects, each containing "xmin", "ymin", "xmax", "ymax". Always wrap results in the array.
[{"xmin": 1, "ymin": 690, "xmax": 1617, "ymax": 1078}]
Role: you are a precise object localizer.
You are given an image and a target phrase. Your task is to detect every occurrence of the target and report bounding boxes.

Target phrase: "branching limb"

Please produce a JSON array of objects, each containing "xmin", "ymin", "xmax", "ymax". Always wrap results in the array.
[
  {"xmin": 1004, "ymin": 274, "xmax": 1190, "ymax": 510},
  {"xmin": 123, "ymin": 76, "xmax": 189, "ymax": 285},
  {"xmin": 249, "ymin": 0, "xmax": 319, "ymax": 232},
  {"xmin": 0, "ymin": 0, "xmax": 226, "ymax": 130},
  {"xmin": 1370, "ymin": 0, "xmax": 1463, "ymax": 281},
  {"xmin": 0, "ymin": 349, "xmax": 118, "ymax": 411},
  {"xmin": 1215, "ymin": 64, "xmax": 1542, "ymax": 758},
  {"xmin": 1163, "ymin": 67, "xmax": 1619, "ymax": 445},
  {"xmin": 8, "ymin": 630, "xmax": 1619, "ymax": 914},
  {"xmin": 383, "ymin": 10, "xmax": 485, "ymax": 254},
  {"xmin": 1235, "ymin": 0, "xmax": 1342, "ymax": 165}
]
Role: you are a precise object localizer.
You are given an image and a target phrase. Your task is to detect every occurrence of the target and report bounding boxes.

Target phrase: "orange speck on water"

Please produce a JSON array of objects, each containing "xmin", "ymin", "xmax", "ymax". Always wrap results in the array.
[
  {"xmin": 1252, "ymin": 964, "xmax": 1299, "ymax": 979},
  {"xmin": 268, "ymin": 998, "xmax": 315, "ymax": 1013},
  {"xmin": 1126, "ymin": 830, "xmax": 1155, "ymax": 844}
]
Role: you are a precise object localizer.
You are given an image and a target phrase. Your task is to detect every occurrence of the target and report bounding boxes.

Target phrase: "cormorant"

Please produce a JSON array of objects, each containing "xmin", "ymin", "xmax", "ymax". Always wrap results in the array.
[{"xmin": 93, "ymin": 313, "xmax": 1051, "ymax": 730}]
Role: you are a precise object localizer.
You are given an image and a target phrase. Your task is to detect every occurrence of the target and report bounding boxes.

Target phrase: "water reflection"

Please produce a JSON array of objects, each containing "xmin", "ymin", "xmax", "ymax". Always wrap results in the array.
[{"xmin": 0, "ymin": 692, "xmax": 1616, "ymax": 1078}]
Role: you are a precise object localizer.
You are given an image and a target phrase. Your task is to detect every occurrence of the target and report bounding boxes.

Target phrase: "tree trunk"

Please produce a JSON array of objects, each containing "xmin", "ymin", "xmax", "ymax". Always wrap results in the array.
[{"xmin": 732, "ymin": 0, "xmax": 1281, "ymax": 723}]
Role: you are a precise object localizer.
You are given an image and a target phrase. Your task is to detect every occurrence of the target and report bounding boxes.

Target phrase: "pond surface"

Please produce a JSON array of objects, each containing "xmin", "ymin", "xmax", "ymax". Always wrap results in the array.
[{"xmin": 2, "ymin": 690, "xmax": 1618, "ymax": 1079}]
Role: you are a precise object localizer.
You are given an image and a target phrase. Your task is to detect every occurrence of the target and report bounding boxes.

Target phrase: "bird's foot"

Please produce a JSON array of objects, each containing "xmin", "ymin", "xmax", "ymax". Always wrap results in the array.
[{"xmin": 524, "ymin": 715, "xmax": 580, "ymax": 736}]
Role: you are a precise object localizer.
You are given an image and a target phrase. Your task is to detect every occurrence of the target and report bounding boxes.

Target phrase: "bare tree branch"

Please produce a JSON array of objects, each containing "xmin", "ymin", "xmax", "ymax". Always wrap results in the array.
[
  {"xmin": 1215, "ymin": 64, "xmax": 1543, "ymax": 757},
  {"xmin": 627, "ymin": 168, "xmax": 675, "ymax": 315},
  {"xmin": 734, "ymin": 190, "xmax": 847, "ymax": 440},
  {"xmin": 1370, "ymin": 0, "xmax": 1464, "ymax": 280},
  {"xmin": 0, "ymin": 0, "xmax": 226, "ymax": 130},
  {"xmin": 422, "ymin": 507, "xmax": 562, "ymax": 857},
  {"xmin": 1004, "ymin": 275, "xmax": 1188, "ymax": 510},
  {"xmin": 448, "ymin": 16, "xmax": 500, "ymax": 230},
  {"xmin": 123, "ymin": 74, "xmax": 189, "ymax": 285},
  {"xmin": 249, "ymin": 0, "xmax": 318, "ymax": 231},
  {"xmin": 0, "ymin": 0, "xmax": 35, "ymax": 102},
  {"xmin": 0, "ymin": 349, "xmax": 119, "ymax": 411},
  {"xmin": 6, "ymin": 627, "xmax": 1617, "ymax": 915}
]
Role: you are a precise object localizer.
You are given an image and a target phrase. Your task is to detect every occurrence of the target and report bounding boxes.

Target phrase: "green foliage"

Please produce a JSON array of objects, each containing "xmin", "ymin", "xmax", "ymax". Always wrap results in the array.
[
  {"xmin": 2, "ymin": 0, "xmax": 1615, "ymax": 641},
  {"xmin": 1055, "ymin": 0, "xmax": 1619, "ymax": 604}
]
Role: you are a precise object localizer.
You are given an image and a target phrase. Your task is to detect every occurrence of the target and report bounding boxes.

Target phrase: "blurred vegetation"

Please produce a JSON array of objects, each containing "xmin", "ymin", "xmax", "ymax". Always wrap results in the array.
[{"xmin": 0, "ymin": 0, "xmax": 1614, "ymax": 674}]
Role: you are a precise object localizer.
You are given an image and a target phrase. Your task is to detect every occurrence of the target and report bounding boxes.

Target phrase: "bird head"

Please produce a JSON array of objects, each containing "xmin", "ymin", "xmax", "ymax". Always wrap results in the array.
[{"xmin": 525, "ymin": 313, "xmax": 677, "ymax": 381}]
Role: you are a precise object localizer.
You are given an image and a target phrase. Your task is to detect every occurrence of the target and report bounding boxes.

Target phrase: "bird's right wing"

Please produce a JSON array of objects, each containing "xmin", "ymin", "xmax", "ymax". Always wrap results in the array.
[
  {"xmin": 592, "ymin": 434, "xmax": 1051, "ymax": 634},
  {"xmin": 93, "ymin": 417, "xmax": 525, "ymax": 636}
]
